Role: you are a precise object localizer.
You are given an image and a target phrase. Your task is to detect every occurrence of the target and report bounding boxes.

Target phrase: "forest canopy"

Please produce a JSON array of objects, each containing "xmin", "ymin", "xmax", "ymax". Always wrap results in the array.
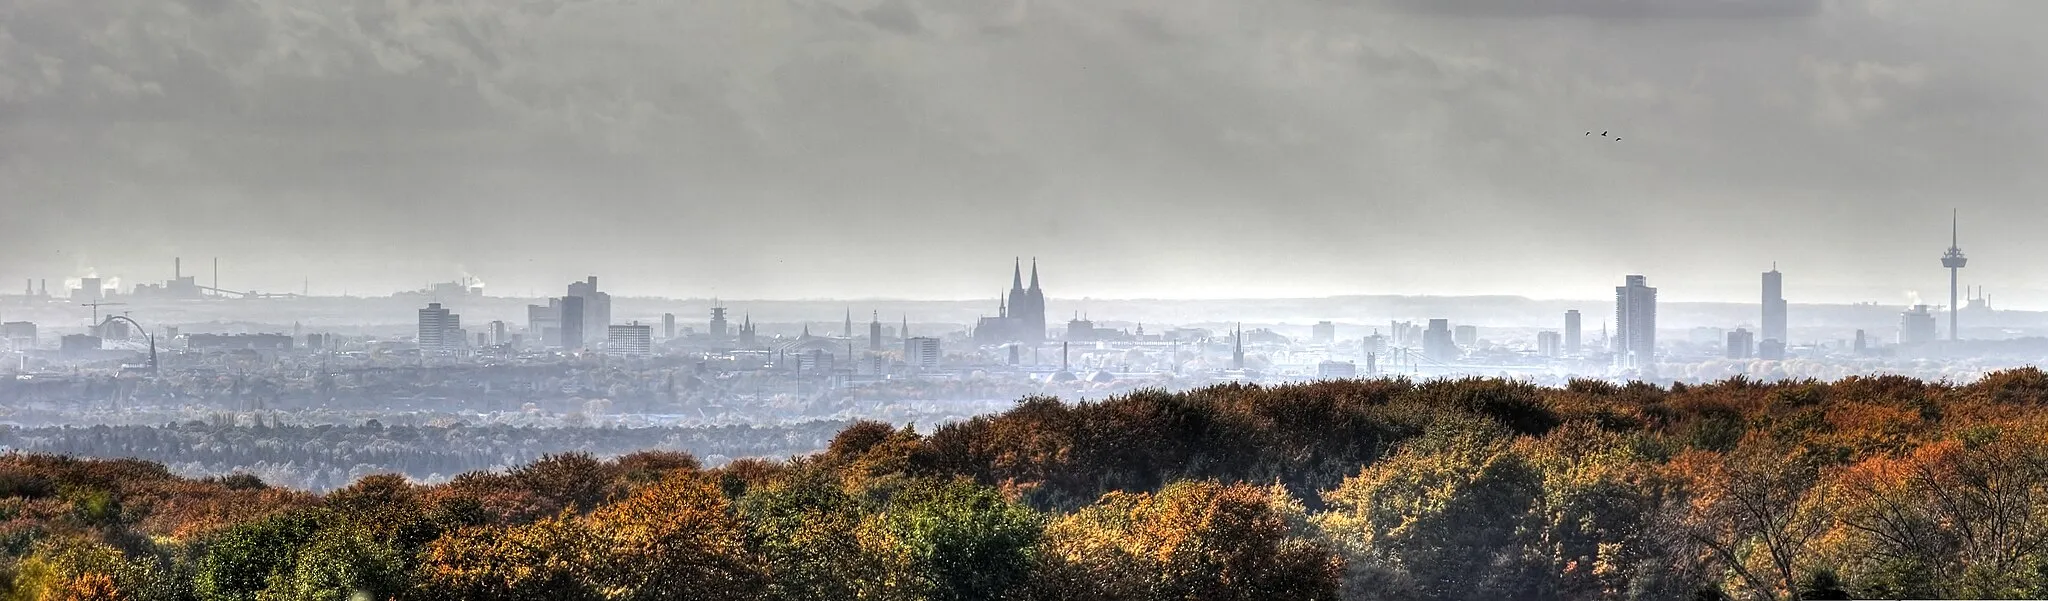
[{"xmin": 9, "ymin": 369, "xmax": 2048, "ymax": 600}]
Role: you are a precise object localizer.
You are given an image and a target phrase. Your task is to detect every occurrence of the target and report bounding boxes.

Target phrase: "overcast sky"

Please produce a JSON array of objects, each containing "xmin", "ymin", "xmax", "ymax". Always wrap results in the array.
[{"xmin": 3, "ymin": 0, "xmax": 2045, "ymax": 306}]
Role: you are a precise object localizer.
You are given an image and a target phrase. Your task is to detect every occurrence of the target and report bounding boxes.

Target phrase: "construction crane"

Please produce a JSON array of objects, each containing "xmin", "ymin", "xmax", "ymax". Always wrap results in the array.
[
  {"xmin": 195, "ymin": 286, "xmax": 301, "ymax": 299},
  {"xmin": 80, "ymin": 301, "xmax": 127, "ymax": 327}
]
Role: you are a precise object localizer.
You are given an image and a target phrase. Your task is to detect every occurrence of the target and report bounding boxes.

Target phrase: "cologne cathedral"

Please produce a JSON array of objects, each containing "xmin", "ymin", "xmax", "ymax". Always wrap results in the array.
[{"xmin": 973, "ymin": 259, "xmax": 1047, "ymax": 345}]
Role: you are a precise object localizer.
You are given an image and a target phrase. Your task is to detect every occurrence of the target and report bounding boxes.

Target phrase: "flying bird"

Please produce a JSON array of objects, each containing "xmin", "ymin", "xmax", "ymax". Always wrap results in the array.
[{"xmin": 1601, "ymin": 131, "xmax": 1609, "ymax": 137}]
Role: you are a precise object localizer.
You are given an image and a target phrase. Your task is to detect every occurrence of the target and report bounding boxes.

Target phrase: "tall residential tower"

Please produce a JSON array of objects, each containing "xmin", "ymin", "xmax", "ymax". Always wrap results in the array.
[
  {"xmin": 1564, "ymin": 310, "xmax": 1582, "ymax": 355},
  {"xmin": 1761, "ymin": 265, "xmax": 1786, "ymax": 346},
  {"xmin": 1614, "ymin": 275, "xmax": 1657, "ymax": 374}
]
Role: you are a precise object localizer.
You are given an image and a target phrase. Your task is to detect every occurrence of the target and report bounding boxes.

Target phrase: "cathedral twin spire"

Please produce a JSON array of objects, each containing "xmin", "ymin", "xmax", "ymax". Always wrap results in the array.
[
  {"xmin": 979, "ymin": 257, "xmax": 1048, "ymax": 344},
  {"xmin": 1010, "ymin": 257, "xmax": 1042, "ymax": 293}
]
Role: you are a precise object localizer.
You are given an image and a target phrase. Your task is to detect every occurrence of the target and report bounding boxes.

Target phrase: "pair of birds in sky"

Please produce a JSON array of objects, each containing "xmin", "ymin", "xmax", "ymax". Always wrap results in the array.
[{"xmin": 1587, "ymin": 130, "xmax": 1621, "ymax": 141}]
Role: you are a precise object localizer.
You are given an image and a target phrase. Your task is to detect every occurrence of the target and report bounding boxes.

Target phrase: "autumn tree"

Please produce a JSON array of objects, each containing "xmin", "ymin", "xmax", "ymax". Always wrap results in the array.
[
  {"xmin": 1035, "ymin": 480, "xmax": 1341, "ymax": 601},
  {"xmin": 1318, "ymin": 416, "xmax": 1545, "ymax": 601},
  {"xmin": 5, "ymin": 536, "xmax": 147, "ymax": 601},
  {"xmin": 415, "ymin": 512, "xmax": 601, "ymax": 601},
  {"xmin": 1824, "ymin": 424, "xmax": 2048, "ymax": 598},
  {"xmin": 509, "ymin": 453, "xmax": 622, "ymax": 514},
  {"xmin": 1668, "ymin": 443, "xmax": 1833, "ymax": 601},
  {"xmin": 585, "ymin": 473, "xmax": 765, "ymax": 601},
  {"xmin": 738, "ymin": 470, "xmax": 891, "ymax": 601}
]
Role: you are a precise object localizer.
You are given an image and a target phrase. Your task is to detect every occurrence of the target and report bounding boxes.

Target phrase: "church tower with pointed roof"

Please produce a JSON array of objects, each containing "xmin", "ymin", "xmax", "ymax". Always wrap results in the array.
[
  {"xmin": 1024, "ymin": 258, "xmax": 1047, "ymax": 343},
  {"xmin": 975, "ymin": 258, "xmax": 1049, "ymax": 345}
]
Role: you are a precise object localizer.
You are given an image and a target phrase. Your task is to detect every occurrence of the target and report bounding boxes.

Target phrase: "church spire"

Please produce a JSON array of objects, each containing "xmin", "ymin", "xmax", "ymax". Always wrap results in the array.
[
  {"xmin": 1012, "ymin": 257, "xmax": 1024, "ymax": 290},
  {"xmin": 1029, "ymin": 257, "xmax": 1040, "ymax": 290},
  {"xmin": 1232, "ymin": 322, "xmax": 1245, "ymax": 371}
]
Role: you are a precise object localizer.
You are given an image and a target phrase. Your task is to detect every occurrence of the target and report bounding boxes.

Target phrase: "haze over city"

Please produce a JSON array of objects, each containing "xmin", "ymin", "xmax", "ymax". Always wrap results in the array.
[
  {"xmin": 13, "ymin": 3, "xmax": 2048, "ymax": 599},
  {"xmin": 5, "ymin": 0, "xmax": 2048, "ymax": 305}
]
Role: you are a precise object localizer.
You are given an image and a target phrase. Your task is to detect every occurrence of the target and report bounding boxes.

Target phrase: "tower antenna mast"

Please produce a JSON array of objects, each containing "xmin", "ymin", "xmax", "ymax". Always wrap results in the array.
[{"xmin": 1941, "ymin": 209, "xmax": 1968, "ymax": 342}]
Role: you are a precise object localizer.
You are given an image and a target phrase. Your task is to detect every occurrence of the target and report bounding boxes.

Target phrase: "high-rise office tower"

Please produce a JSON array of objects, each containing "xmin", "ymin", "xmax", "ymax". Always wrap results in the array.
[
  {"xmin": 558, "ymin": 295, "xmax": 586, "ymax": 350},
  {"xmin": 1564, "ymin": 310, "xmax": 1582, "ymax": 355},
  {"xmin": 1899, "ymin": 304, "xmax": 1937, "ymax": 347},
  {"xmin": 1311, "ymin": 321, "xmax": 1336, "ymax": 344},
  {"xmin": 607, "ymin": 323, "xmax": 652, "ymax": 356},
  {"xmin": 490, "ymin": 321, "xmax": 508, "ymax": 346},
  {"xmin": 1762, "ymin": 265, "xmax": 1786, "ymax": 346},
  {"xmin": 1536, "ymin": 331, "xmax": 1561, "ymax": 358},
  {"xmin": 904, "ymin": 337, "xmax": 941, "ymax": 369},
  {"xmin": 709, "ymin": 304, "xmax": 728, "ymax": 337},
  {"xmin": 1613, "ymin": 275, "xmax": 1657, "ymax": 373},
  {"xmin": 418, "ymin": 303, "xmax": 458, "ymax": 351},
  {"xmin": 1941, "ymin": 210, "xmax": 1967, "ymax": 341},
  {"xmin": 1453, "ymin": 325, "xmax": 1479, "ymax": 348},
  {"xmin": 1853, "ymin": 329, "xmax": 1868, "ymax": 355},
  {"xmin": 1423, "ymin": 319, "xmax": 1457, "ymax": 363},
  {"xmin": 527, "ymin": 303, "xmax": 560, "ymax": 347},
  {"xmin": 662, "ymin": 313, "xmax": 676, "ymax": 340},
  {"xmin": 1725, "ymin": 328, "xmax": 1755, "ymax": 360},
  {"xmin": 566, "ymin": 277, "xmax": 610, "ymax": 345}
]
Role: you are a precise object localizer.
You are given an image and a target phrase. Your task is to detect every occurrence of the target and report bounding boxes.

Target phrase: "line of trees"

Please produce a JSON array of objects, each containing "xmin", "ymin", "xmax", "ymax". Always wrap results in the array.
[
  {"xmin": 7, "ymin": 368, "xmax": 2048, "ymax": 599},
  {"xmin": 0, "ymin": 420, "xmax": 851, "ymax": 491}
]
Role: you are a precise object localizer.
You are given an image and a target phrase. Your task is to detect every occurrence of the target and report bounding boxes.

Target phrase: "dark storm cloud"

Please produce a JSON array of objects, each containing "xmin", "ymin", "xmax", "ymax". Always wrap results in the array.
[{"xmin": 1371, "ymin": 0, "xmax": 1821, "ymax": 18}]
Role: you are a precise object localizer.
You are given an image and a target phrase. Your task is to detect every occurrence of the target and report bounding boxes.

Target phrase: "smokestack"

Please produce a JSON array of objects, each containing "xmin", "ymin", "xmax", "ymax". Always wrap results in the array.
[
  {"xmin": 39, "ymin": 279, "xmax": 45, "ymax": 296},
  {"xmin": 175, "ymin": 257, "xmax": 181, "ymax": 280},
  {"xmin": 1061, "ymin": 342, "xmax": 1069, "ymax": 372},
  {"xmin": 213, "ymin": 258, "xmax": 219, "ymax": 296}
]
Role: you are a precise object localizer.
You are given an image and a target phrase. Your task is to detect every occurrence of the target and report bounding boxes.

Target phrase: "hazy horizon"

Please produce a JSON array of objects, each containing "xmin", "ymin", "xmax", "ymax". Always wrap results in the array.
[
  {"xmin": 5, "ymin": 0, "xmax": 2045, "ymax": 305},
  {"xmin": 7, "ymin": 266, "xmax": 2037, "ymax": 310}
]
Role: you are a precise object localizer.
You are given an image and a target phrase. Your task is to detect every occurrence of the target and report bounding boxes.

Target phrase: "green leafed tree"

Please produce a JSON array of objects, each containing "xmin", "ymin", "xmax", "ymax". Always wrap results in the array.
[{"xmin": 865, "ymin": 478, "xmax": 1042, "ymax": 601}]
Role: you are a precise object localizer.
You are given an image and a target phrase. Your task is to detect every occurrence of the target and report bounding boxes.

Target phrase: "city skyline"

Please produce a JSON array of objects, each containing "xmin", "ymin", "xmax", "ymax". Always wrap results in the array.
[
  {"xmin": 0, "ymin": 245, "xmax": 2028, "ymax": 309},
  {"xmin": 13, "ymin": 245, "xmax": 2048, "ymax": 405},
  {"xmin": 7, "ymin": 2, "xmax": 2048, "ymax": 595}
]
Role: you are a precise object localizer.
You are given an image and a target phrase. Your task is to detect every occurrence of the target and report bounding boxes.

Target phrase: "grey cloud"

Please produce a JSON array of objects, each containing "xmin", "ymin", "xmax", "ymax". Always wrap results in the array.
[
  {"xmin": 1371, "ymin": 0, "xmax": 1821, "ymax": 18},
  {"xmin": 863, "ymin": 0, "xmax": 924, "ymax": 34},
  {"xmin": 2, "ymin": 0, "xmax": 2045, "ymax": 304}
]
